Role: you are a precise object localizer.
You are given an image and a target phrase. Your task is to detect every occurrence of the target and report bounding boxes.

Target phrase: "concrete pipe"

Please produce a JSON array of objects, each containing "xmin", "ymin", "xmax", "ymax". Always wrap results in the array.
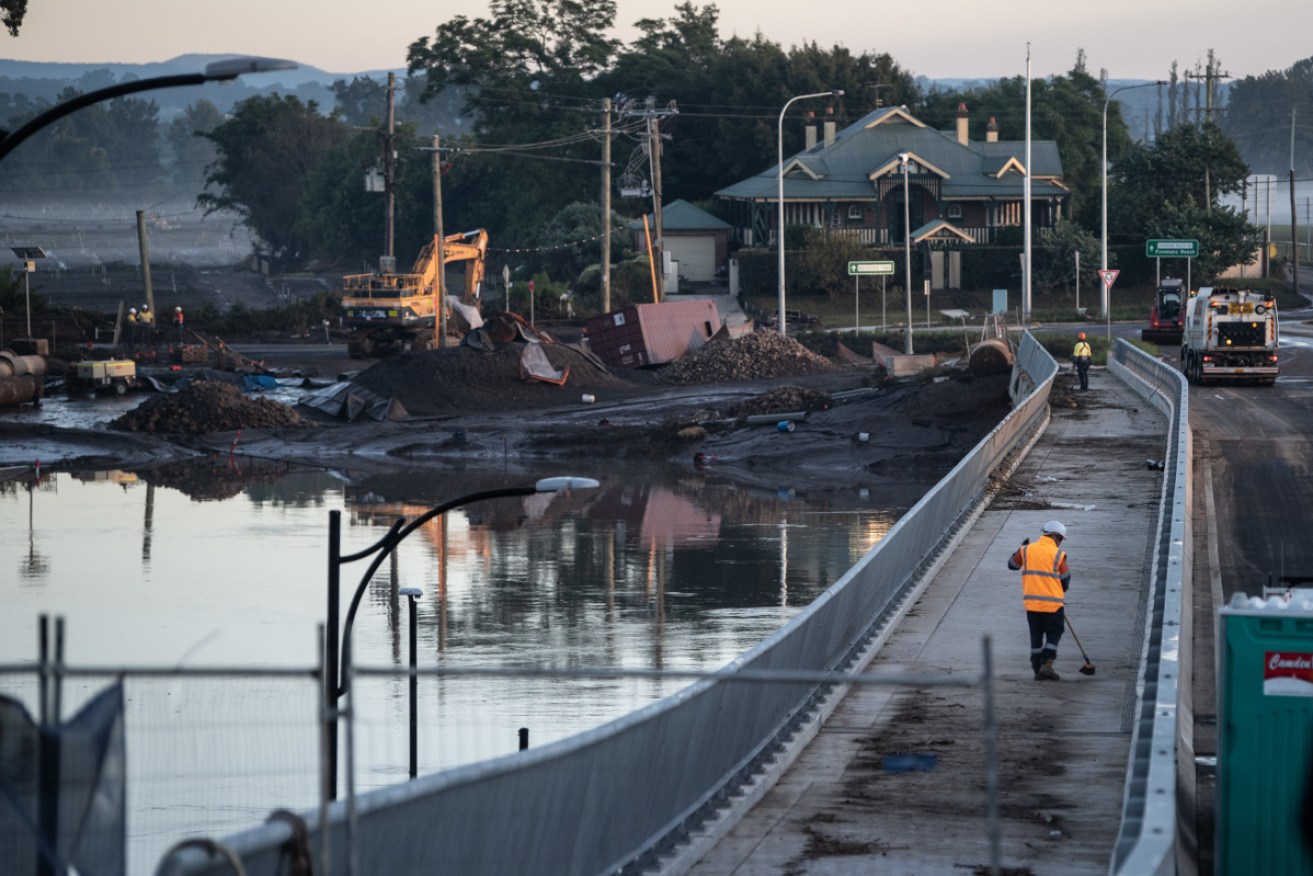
[
  {"xmin": 0, "ymin": 375, "xmax": 43, "ymax": 406},
  {"xmin": 0, "ymin": 352, "xmax": 46, "ymax": 378},
  {"xmin": 968, "ymin": 339, "xmax": 1015, "ymax": 377}
]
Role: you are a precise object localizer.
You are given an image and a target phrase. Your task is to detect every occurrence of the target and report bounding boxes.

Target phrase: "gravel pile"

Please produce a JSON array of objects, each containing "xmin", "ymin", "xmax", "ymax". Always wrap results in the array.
[
  {"xmin": 111, "ymin": 380, "xmax": 313, "ymax": 433},
  {"xmin": 731, "ymin": 385, "xmax": 834, "ymax": 417},
  {"xmin": 352, "ymin": 342, "xmax": 638, "ymax": 414},
  {"xmin": 657, "ymin": 331, "xmax": 838, "ymax": 385}
]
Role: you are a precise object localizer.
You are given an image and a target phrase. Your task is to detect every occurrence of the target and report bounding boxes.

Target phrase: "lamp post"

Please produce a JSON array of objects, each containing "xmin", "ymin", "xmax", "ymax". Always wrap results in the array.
[
  {"xmin": 11, "ymin": 246, "xmax": 46, "ymax": 339},
  {"xmin": 777, "ymin": 89, "xmax": 843, "ymax": 335},
  {"xmin": 1101, "ymin": 80, "xmax": 1165, "ymax": 317},
  {"xmin": 324, "ymin": 476, "xmax": 600, "ymax": 801},
  {"xmin": 399, "ymin": 586, "xmax": 423, "ymax": 780},
  {"xmin": 0, "ymin": 56, "xmax": 296, "ymax": 164},
  {"xmin": 900, "ymin": 153, "xmax": 914, "ymax": 354}
]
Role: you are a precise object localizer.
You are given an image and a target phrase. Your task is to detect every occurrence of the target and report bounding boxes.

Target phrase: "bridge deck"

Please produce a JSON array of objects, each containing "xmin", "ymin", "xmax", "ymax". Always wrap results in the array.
[{"xmin": 684, "ymin": 367, "xmax": 1169, "ymax": 875}]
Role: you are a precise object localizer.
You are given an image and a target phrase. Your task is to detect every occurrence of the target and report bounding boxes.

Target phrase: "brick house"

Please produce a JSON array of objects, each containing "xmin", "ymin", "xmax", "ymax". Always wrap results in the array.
[{"xmin": 715, "ymin": 104, "xmax": 1068, "ymax": 284}]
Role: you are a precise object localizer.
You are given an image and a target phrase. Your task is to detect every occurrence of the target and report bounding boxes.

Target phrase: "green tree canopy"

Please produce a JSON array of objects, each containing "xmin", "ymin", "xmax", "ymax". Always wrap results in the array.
[
  {"xmin": 1222, "ymin": 56, "xmax": 1313, "ymax": 176},
  {"xmin": 199, "ymin": 95, "xmax": 349, "ymax": 261}
]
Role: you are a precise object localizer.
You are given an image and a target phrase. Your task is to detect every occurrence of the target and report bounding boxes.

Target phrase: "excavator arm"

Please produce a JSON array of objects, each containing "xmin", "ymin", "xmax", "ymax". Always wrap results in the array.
[{"xmin": 414, "ymin": 229, "xmax": 488, "ymax": 302}]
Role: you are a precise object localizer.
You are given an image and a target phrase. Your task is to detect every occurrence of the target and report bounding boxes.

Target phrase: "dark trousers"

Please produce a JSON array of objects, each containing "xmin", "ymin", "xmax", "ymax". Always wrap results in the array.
[
  {"xmin": 1026, "ymin": 608, "xmax": 1064, "ymax": 671},
  {"xmin": 1075, "ymin": 361, "xmax": 1090, "ymax": 390}
]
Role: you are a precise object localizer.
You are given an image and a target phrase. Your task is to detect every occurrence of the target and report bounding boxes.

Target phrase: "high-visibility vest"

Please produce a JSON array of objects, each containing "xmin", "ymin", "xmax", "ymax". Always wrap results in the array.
[
  {"xmin": 1020, "ymin": 537, "xmax": 1067, "ymax": 613},
  {"xmin": 1073, "ymin": 341, "xmax": 1092, "ymax": 359}
]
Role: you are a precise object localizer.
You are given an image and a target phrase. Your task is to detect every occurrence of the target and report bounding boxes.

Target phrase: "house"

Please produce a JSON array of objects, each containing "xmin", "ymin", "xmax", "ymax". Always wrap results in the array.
[
  {"xmin": 630, "ymin": 199, "xmax": 732, "ymax": 283},
  {"xmin": 714, "ymin": 104, "xmax": 1067, "ymax": 286}
]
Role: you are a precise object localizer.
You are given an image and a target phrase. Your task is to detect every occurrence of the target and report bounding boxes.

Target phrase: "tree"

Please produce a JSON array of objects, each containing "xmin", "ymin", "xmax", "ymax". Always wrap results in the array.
[
  {"xmin": 199, "ymin": 95, "xmax": 349, "ymax": 262},
  {"xmin": 1110, "ymin": 120, "xmax": 1256, "ymax": 280},
  {"xmin": 2, "ymin": 0, "xmax": 25, "ymax": 37},
  {"xmin": 1037, "ymin": 219, "xmax": 1100, "ymax": 295},
  {"xmin": 1223, "ymin": 56, "xmax": 1313, "ymax": 176},
  {"xmin": 331, "ymin": 76, "xmax": 388, "ymax": 127},
  {"xmin": 167, "ymin": 100, "xmax": 224, "ymax": 185}
]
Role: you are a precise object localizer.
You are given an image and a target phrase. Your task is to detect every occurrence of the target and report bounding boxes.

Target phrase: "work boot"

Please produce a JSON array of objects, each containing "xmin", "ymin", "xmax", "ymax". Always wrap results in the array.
[{"xmin": 1036, "ymin": 659, "xmax": 1060, "ymax": 681}]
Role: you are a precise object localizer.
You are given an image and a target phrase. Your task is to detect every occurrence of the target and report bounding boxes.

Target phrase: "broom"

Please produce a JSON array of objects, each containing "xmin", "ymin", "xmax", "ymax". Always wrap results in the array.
[{"xmin": 1064, "ymin": 614, "xmax": 1097, "ymax": 676}]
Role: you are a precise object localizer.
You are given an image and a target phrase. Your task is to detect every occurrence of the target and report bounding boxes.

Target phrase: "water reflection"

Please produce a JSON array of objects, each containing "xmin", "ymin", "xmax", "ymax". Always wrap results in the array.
[{"xmin": 0, "ymin": 461, "xmax": 895, "ymax": 874}]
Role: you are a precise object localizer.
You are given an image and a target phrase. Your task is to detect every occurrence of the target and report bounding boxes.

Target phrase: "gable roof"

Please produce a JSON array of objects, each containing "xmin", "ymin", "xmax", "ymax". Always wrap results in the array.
[
  {"xmin": 629, "ymin": 199, "xmax": 732, "ymax": 232},
  {"xmin": 910, "ymin": 220, "xmax": 977, "ymax": 244},
  {"xmin": 716, "ymin": 105, "xmax": 1065, "ymax": 202}
]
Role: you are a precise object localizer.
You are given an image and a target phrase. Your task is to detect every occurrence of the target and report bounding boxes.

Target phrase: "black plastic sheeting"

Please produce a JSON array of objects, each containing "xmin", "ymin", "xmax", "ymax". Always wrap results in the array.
[
  {"xmin": 299, "ymin": 381, "xmax": 408, "ymax": 422},
  {"xmin": 0, "ymin": 684, "xmax": 127, "ymax": 876}
]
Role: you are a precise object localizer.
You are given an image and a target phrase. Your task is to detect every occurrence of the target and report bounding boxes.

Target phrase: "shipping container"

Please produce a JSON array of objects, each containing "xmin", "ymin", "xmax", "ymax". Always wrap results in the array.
[{"xmin": 584, "ymin": 299, "xmax": 722, "ymax": 369}]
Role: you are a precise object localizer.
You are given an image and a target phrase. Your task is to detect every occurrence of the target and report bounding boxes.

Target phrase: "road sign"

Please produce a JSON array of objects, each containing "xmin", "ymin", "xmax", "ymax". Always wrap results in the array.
[
  {"xmin": 1098, "ymin": 269, "xmax": 1120, "ymax": 290},
  {"xmin": 1146, "ymin": 239, "xmax": 1199, "ymax": 258},
  {"xmin": 848, "ymin": 260, "xmax": 896, "ymax": 276}
]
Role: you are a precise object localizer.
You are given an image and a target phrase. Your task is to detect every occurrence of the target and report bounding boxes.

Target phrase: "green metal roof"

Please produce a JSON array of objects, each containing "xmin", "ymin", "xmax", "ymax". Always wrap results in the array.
[
  {"xmin": 629, "ymin": 199, "xmax": 733, "ymax": 231},
  {"xmin": 716, "ymin": 106, "xmax": 1065, "ymax": 202}
]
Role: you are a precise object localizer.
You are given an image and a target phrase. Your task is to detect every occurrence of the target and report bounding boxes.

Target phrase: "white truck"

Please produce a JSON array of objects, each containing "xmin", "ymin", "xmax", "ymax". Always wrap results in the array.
[{"xmin": 1180, "ymin": 286, "xmax": 1279, "ymax": 385}]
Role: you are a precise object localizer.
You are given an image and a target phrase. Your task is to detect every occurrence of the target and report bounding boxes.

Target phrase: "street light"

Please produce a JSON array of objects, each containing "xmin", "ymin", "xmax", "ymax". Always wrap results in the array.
[
  {"xmin": 11, "ymin": 246, "xmax": 46, "ymax": 339},
  {"xmin": 399, "ymin": 586, "xmax": 423, "ymax": 780},
  {"xmin": 778, "ymin": 90, "xmax": 843, "ymax": 335},
  {"xmin": 1101, "ymin": 80, "xmax": 1165, "ymax": 317},
  {"xmin": 900, "ymin": 153, "xmax": 914, "ymax": 354},
  {"xmin": 324, "ymin": 476, "xmax": 601, "ymax": 800},
  {"xmin": 0, "ymin": 56, "xmax": 297, "ymax": 163}
]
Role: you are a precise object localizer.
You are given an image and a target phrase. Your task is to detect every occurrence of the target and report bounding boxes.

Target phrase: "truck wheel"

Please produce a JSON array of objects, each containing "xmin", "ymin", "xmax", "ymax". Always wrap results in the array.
[
  {"xmin": 113, "ymin": 380, "xmax": 127, "ymax": 396},
  {"xmin": 347, "ymin": 336, "xmax": 375, "ymax": 359}
]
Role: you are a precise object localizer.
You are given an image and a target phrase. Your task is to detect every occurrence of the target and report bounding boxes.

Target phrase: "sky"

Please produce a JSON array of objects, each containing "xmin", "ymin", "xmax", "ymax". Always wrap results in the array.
[{"xmin": 2, "ymin": 0, "xmax": 1309, "ymax": 82}]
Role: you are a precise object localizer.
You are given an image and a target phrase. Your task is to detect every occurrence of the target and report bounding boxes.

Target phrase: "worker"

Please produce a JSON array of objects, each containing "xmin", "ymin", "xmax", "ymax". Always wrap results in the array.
[
  {"xmin": 172, "ymin": 305, "xmax": 185, "ymax": 342},
  {"xmin": 1072, "ymin": 332, "xmax": 1093, "ymax": 392},
  {"xmin": 125, "ymin": 307, "xmax": 139, "ymax": 346},
  {"xmin": 139, "ymin": 303, "xmax": 154, "ymax": 342},
  {"xmin": 1007, "ymin": 520, "xmax": 1071, "ymax": 681}
]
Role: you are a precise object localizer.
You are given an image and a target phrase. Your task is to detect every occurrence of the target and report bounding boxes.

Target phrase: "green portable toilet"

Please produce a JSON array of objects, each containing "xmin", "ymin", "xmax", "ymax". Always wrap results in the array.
[{"xmin": 1217, "ymin": 591, "xmax": 1313, "ymax": 875}]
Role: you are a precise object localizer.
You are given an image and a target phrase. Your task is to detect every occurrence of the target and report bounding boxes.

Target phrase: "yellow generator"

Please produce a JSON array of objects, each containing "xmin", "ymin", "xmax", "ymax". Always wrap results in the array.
[{"xmin": 71, "ymin": 359, "xmax": 138, "ymax": 396}]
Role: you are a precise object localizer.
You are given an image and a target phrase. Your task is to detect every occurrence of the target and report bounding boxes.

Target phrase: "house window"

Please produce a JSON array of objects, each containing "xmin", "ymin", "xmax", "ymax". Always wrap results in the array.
[
  {"xmin": 947, "ymin": 203, "xmax": 963, "ymax": 219},
  {"xmin": 847, "ymin": 205, "xmax": 863, "ymax": 221}
]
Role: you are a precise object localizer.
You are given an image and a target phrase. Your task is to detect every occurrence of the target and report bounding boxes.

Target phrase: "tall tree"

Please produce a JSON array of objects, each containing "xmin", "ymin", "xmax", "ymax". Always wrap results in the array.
[
  {"xmin": 199, "ymin": 95, "xmax": 349, "ymax": 261},
  {"xmin": 2, "ymin": 0, "xmax": 25, "ymax": 36},
  {"xmin": 1110, "ymin": 120, "xmax": 1255, "ymax": 280},
  {"xmin": 1222, "ymin": 56, "xmax": 1313, "ymax": 176},
  {"xmin": 167, "ymin": 99, "xmax": 224, "ymax": 185}
]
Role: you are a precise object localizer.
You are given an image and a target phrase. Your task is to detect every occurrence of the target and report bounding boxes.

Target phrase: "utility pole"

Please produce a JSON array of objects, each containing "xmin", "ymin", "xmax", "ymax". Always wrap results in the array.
[
  {"xmin": 135, "ymin": 210, "xmax": 156, "ymax": 320},
  {"xmin": 649, "ymin": 112, "xmax": 665, "ymax": 301},
  {"xmin": 433, "ymin": 134, "xmax": 446, "ymax": 348},
  {"xmin": 601, "ymin": 98, "xmax": 612, "ymax": 312},
  {"xmin": 384, "ymin": 72, "xmax": 396, "ymax": 262},
  {"xmin": 1185, "ymin": 54, "xmax": 1231, "ymax": 208},
  {"xmin": 1292, "ymin": 109, "xmax": 1300, "ymax": 296}
]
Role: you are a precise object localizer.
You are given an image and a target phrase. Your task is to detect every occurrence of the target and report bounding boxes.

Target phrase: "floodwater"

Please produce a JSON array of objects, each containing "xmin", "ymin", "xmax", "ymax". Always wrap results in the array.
[{"xmin": 0, "ymin": 460, "xmax": 897, "ymax": 873}]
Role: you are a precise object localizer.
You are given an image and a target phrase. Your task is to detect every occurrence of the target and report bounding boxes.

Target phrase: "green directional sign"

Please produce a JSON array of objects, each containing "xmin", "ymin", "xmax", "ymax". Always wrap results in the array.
[
  {"xmin": 1146, "ymin": 238, "xmax": 1199, "ymax": 258},
  {"xmin": 848, "ymin": 260, "xmax": 896, "ymax": 276}
]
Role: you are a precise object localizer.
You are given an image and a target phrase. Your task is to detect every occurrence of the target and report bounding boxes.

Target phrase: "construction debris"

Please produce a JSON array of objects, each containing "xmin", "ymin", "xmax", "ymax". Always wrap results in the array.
[
  {"xmin": 110, "ymin": 380, "xmax": 313, "ymax": 433},
  {"xmin": 732, "ymin": 386, "xmax": 834, "ymax": 418},
  {"xmin": 657, "ymin": 331, "xmax": 839, "ymax": 386}
]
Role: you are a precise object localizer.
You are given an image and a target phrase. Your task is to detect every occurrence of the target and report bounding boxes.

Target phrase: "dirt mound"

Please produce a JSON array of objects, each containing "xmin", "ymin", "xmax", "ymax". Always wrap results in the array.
[
  {"xmin": 351, "ymin": 342, "xmax": 641, "ymax": 414},
  {"xmin": 731, "ymin": 385, "xmax": 834, "ymax": 417},
  {"xmin": 111, "ymin": 380, "xmax": 314, "ymax": 433},
  {"xmin": 657, "ymin": 331, "xmax": 839, "ymax": 385}
]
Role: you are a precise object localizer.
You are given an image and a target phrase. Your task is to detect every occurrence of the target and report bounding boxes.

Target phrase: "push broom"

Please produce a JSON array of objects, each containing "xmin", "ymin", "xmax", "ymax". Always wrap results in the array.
[{"xmin": 1064, "ymin": 614, "xmax": 1097, "ymax": 676}]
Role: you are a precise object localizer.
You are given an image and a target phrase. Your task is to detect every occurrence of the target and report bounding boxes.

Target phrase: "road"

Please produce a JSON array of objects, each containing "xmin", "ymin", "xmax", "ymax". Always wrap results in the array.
[{"xmin": 1182, "ymin": 311, "xmax": 1313, "ymax": 873}]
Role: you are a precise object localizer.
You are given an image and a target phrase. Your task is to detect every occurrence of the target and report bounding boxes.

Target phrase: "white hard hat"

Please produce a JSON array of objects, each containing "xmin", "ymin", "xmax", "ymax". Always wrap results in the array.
[
  {"xmin": 1042, "ymin": 520, "xmax": 1067, "ymax": 538},
  {"xmin": 175, "ymin": 306, "xmax": 182, "ymax": 311},
  {"xmin": 142, "ymin": 303, "xmax": 149, "ymax": 309},
  {"xmin": 129, "ymin": 307, "xmax": 137, "ymax": 313}
]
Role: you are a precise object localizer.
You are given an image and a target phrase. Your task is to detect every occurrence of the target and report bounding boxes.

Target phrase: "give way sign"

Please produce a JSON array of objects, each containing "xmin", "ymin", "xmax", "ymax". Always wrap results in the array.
[{"xmin": 1098, "ymin": 269, "xmax": 1120, "ymax": 290}]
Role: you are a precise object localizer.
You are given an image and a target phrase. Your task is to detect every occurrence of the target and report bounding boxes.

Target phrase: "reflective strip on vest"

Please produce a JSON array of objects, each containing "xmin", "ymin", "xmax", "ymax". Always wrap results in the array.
[{"xmin": 1021, "ymin": 539, "xmax": 1065, "ymax": 613}]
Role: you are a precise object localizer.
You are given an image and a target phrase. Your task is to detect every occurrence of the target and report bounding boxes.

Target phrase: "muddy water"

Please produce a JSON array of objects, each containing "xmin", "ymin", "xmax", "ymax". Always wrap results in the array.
[{"xmin": 0, "ymin": 462, "xmax": 895, "ymax": 873}]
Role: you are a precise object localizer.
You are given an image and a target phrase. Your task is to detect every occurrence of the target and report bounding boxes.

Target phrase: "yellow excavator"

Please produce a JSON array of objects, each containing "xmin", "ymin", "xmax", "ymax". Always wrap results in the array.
[{"xmin": 341, "ymin": 228, "xmax": 489, "ymax": 358}]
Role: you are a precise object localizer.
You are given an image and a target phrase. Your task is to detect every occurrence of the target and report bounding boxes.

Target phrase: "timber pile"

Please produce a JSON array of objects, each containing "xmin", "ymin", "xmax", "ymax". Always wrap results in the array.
[
  {"xmin": 111, "ymin": 381, "xmax": 313, "ymax": 433},
  {"xmin": 657, "ymin": 331, "xmax": 838, "ymax": 385}
]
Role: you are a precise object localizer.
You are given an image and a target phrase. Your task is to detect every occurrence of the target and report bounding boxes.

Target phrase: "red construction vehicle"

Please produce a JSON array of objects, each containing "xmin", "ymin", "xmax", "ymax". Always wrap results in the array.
[{"xmin": 1140, "ymin": 277, "xmax": 1185, "ymax": 344}]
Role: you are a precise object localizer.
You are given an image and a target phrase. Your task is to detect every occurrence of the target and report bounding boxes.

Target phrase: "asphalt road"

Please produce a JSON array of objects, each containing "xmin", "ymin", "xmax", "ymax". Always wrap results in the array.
[{"xmin": 1180, "ymin": 307, "xmax": 1313, "ymax": 873}]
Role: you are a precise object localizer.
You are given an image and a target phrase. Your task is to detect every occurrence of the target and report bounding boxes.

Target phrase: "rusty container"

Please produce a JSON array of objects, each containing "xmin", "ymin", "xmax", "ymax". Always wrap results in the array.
[{"xmin": 584, "ymin": 299, "xmax": 723, "ymax": 369}]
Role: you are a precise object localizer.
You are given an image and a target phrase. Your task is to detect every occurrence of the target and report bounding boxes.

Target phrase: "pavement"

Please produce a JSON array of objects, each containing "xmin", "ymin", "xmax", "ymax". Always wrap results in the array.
[{"xmin": 684, "ymin": 365, "xmax": 1172, "ymax": 875}]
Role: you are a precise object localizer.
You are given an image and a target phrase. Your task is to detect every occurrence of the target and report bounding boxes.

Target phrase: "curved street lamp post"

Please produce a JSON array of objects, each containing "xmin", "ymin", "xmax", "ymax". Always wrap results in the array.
[
  {"xmin": 324, "ymin": 476, "xmax": 601, "ymax": 802},
  {"xmin": 777, "ymin": 90, "xmax": 843, "ymax": 335},
  {"xmin": 1101, "ymin": 80, "xmax": 1166, "ymax": 317}
]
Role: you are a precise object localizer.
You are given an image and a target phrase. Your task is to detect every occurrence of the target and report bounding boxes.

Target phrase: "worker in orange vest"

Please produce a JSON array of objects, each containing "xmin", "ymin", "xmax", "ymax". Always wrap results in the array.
[
  {"xmin": 1008, "ymin": 520, "xmax": 1071, "ymax": 681},
  {"xmin": 172, "ymin": 306, "xmax": 185, "ymax": 342}
]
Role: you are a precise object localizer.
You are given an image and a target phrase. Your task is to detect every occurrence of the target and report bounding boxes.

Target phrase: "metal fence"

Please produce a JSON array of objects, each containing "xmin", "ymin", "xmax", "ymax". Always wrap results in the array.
[
  {"xmin": 150, "ymin": 333, "xmax": 1059, "ymax": 876},
  {"xmin": 1107, "ymin": 339, "xmax": 1191, "ymax": 876}
]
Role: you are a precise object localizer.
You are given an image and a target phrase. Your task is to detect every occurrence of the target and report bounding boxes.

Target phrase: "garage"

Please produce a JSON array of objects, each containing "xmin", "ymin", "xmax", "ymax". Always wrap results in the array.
[
  {"xmin": 666, "ymin": 235, "xmax": 717, "ymax": 282},
  {"xmin": 631, "ymin": 200, "xmax": 731, "ymax": 285}
]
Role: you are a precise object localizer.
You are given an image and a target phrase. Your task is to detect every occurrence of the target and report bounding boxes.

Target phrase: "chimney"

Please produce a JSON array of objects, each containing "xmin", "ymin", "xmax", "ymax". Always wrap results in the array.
[
  {"xmin": 986, "ymin": 116, "xmax": 999, "ymax": 143},
  {"xmin": 823, "ymin": 119, "xmax": 836, "ymax": 147},
  {"xmin": 956, "ymin": 102, "xmax": 969, "ymax": 145},
  {"xmin": 805, "ymin": 111, "xmax": 817, "ymax": 150}
]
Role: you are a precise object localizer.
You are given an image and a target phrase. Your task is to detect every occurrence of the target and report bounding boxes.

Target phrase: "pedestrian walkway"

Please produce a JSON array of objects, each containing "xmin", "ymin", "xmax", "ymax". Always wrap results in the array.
[{"xmin": 685, "ymin": 366, "xmax": 1170, "ymax": 875}]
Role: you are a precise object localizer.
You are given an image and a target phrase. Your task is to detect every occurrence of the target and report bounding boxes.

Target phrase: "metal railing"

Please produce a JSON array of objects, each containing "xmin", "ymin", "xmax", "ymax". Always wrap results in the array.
[
  {"xmin": 1107, "ymin": 339, "xmax": 1191, "ymax": 875},
  {"xmin": 155, "ymin": 333, "xmax": 1059, "ymax": 876}
]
